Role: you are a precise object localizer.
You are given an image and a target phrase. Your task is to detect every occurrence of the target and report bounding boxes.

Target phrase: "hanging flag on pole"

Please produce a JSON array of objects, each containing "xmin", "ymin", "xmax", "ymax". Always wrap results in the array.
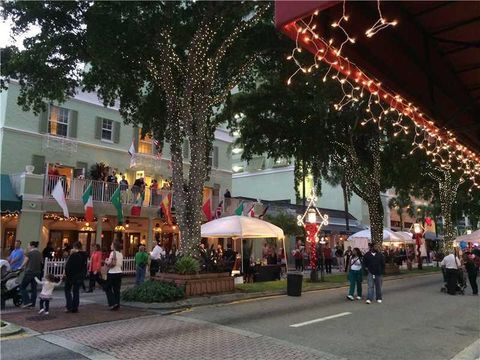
[
  {"xmin": 202, "ymin": 197, "xmax": 212, "ymax": 221},
  {"xmin": 110, "ymin": 187, "xmax": 124, "ymax": 223},
  {"xmin": 51, "ymin": 179, "xmax": 69, "ymax": 218},
  {"xmin": 128, "ymin": 141, "xmax": 136, "ymax": 168},
  {"xmin": 234, "ymin": 202, "xmax": 244, "ymax": 216},
  {"xmin": 258, "ymin": 205, "xmax": 269, "ymax": 219},
  {"xmin": 214, "ymin": 200, "xmax": 223, "ymax": 219},
  {"xmin": 161, "ymin": 194, "xmax": 173, "ymax": 224},
  {"xmin": 247, "ymin": 203, "xmax": 255, "ymax": 217},
  {"xmin": 131, "ymin": 192, "xmax": 143, "ymax": 216},
  {"xmin": 81, "ymin": 183, "xmax": 94, "ymax": 222}
]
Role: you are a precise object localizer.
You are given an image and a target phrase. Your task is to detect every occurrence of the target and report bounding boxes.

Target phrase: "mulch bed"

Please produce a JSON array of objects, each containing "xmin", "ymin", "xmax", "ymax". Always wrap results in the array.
[{"xmin": 0, "ymin": 303, "xmax": 154, "ymax": 333}]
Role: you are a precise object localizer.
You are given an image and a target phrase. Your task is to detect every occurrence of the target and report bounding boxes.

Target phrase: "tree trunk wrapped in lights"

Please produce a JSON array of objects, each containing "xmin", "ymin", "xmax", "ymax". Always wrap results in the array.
[
  {"xmin": 334, "ymin": 132, "xmax": 384, "ymax": 246},
  {"xmin": 429, "ymin": 169, "xmax": 463, "ymax": 253}
]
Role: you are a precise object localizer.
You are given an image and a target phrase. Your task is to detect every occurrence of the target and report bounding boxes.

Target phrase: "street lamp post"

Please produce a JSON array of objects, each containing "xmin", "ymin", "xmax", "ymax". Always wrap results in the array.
[{"xmin": 297, "ymin": 188, "xmax": 328, "ymax": 282}]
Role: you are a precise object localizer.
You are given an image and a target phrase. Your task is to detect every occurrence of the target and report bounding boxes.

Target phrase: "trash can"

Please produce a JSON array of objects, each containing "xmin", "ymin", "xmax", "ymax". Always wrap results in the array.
[{"xmin": 287, "ymin": 271, "xmax": 303, "ymax": 296}]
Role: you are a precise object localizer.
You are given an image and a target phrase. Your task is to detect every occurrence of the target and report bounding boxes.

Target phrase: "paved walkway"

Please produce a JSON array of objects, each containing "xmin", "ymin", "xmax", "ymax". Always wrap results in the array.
[{"xmin": 49, "ymin": 314, "xmax": 345, "ymax": 360}]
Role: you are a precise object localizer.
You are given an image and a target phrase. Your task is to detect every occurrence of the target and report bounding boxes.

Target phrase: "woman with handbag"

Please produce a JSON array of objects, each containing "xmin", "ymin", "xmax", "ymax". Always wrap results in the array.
[{"xmin": 104, "ymin": 240, "xmax": 123, "ymax": 310}]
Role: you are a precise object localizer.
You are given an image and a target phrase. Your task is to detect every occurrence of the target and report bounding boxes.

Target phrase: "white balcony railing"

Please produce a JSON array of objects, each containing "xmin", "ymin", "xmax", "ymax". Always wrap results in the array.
[
  {"xmin": 42, "ymin": 134, "xmax": 78, "ymax": 153},
  {"xmin": 44, "ymin": 175, "xmax": 172, "ymax": 207}
]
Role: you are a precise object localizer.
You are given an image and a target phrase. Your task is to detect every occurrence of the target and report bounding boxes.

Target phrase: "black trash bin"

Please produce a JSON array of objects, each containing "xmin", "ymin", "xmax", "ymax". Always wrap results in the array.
[{"xmin": 287, "ymin": 271, "xmax": 303, "ymax": 296}]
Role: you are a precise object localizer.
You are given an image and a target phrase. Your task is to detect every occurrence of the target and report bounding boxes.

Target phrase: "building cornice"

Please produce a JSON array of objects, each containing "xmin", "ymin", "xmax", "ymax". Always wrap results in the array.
[{"xmin": 232, "ymin": 165, "xmax": 295, "ymax": 178}]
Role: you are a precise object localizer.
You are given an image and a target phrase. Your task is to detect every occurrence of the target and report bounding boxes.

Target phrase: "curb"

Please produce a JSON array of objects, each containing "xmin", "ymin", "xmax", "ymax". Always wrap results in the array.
[
  {"xmin": 123, "ymin": 270, "xmax": 441, "ymax": 311},
  {"xmin": 0, "ymin": 321, "xmax": 24, "ymax": 338}
]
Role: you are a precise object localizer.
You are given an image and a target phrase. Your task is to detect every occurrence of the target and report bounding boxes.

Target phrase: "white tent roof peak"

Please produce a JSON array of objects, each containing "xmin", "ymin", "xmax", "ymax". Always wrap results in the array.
[{"xmin": 201, "ymin": 215, "xmax": 285, "ymax": 239}]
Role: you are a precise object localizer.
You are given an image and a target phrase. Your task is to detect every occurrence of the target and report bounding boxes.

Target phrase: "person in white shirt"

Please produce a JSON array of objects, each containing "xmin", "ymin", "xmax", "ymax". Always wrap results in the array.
[
  {"xmin": 440, "ymin": 250, "xmax": 462, "ymax": 295},
  {"xmin": 104, "ymin": 240, "xmax": 123, "ymax": 310},
  {"xmin": 35, "ymin": 274, "xmax": 62, "ymax": 315},
  {"xmin": 150, "ymin": 242, "xmax": 165, "ymax": 277},
  {"xmin": 346, "ymin": 248, "xmax": 363, "ymax": 301}
]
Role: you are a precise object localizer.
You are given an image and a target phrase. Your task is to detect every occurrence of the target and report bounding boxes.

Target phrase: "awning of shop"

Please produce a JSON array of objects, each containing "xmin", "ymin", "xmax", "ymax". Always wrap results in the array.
[{"xmin": 1, "ymin": 175, "xmax": 22, "ymax": 213}]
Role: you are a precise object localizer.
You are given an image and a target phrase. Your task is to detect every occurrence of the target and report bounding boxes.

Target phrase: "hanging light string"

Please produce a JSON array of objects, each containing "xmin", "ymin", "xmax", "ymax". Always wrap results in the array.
[
  {"xmin": 284, "ymin": 9, "xmax": 480, "ymax": 191},
  {"xmin": 365, "ymin": 0, "xmax": 398, "ymax": 38}
]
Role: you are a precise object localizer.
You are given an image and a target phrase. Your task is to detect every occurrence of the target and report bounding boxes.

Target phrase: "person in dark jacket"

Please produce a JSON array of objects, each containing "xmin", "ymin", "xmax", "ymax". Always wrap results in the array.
[
  {"xmin": 64, "ymin": 241, "xmax": 88, "ymax": 313},
  {"xmin": 363, "ymin": 243, "xmax": 385, "ymax": 304},
  {"xmin": 464, "ymin": 253, "xmax": 478, "ymax": 295}
]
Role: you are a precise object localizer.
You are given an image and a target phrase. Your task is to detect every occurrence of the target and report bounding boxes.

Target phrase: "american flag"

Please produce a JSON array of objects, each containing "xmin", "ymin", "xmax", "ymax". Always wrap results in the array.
[{"xmin": 214, "ymin": 200, "xmax": 223, "ymax": 219}]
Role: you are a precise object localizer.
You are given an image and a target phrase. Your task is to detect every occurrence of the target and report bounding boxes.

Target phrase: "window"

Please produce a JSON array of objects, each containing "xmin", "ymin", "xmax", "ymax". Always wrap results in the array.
[
  {"xmin": 48, "ymin": 105, "xmax": 70, "ymax": 137},
  {"xmin": 101, "ymin": 119, "xmax": 113, "ymax": 141},
  {"xmin": 138, "ymin": 133, "xmax": 153, "ymax": 154},
  {"xmin": 208, "ymin": 146, "xmax": 219, "ymax": 168}
]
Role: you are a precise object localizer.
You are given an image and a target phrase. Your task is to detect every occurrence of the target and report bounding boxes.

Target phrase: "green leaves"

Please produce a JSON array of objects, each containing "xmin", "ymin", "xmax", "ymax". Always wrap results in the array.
[{"xmin": 121, "ymin": 281, "xmax": 185, "ymax": 303}]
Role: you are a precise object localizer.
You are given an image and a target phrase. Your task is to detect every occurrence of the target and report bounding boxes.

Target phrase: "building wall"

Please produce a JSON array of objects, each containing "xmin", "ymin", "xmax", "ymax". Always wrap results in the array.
[{"xmin": 0, "ymin": 82, "xmax": 232, "ymax": 192}]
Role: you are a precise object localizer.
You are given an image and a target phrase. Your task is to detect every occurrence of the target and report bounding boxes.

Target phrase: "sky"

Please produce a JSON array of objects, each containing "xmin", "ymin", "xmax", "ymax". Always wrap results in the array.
[{"xmin": 0, "ymin": 18, "xmax": 40, "ymax": 49}]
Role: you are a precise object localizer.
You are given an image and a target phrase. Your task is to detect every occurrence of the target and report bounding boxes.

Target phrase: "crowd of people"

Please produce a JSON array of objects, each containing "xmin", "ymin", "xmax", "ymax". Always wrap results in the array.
[{"xmin": 3, "ymin": 239, "xmax": 125, "ymax": 315}]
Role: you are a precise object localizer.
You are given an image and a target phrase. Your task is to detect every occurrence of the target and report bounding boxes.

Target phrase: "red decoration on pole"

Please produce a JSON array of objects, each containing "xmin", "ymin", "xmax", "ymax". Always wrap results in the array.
[{"xmin": 305, "ymin": 222, "xmax": 319, "ymax": 271}]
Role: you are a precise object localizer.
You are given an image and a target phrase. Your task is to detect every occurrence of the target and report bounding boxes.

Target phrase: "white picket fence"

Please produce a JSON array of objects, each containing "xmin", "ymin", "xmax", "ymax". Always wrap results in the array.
[{"xmin": 43, "ymin": 257, "xmax": 136, "ymax": 278}]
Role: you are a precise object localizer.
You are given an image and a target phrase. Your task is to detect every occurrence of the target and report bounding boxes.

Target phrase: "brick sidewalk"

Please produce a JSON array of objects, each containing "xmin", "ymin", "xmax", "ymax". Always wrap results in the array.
[
  {"xmin": 1, "ymin": 304, "xmax": 154, "ymax": 333},
  {"xmin": 52, "ymin": 314, "xmax": 344, "ymax": 360}
]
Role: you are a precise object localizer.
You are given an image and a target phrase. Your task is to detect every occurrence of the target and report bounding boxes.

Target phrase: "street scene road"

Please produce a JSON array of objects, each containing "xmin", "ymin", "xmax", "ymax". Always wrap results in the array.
[{"xmin": 1, "ymin": 273, "xmax": 478, "ymax": 360}]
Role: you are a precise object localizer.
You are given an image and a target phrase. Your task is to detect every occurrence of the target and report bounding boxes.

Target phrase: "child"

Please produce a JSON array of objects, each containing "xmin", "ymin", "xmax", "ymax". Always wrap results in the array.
[{"xmin": 34, "ymin": 274, "xmax": 62, "ymax": 315}]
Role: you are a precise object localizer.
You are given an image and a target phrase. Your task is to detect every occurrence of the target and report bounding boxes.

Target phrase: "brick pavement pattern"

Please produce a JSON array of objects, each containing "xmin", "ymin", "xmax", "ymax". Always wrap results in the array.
[
  {"xmin": 1, "ymin": 304, "xmax": 154, "ymax": 332},
  {"xmin": 54, "ymin": 315, "xmax": 344, "ymax": 360}
]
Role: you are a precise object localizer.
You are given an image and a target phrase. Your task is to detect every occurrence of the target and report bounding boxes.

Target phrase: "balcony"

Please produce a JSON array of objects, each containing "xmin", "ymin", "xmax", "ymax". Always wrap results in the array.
[
  {"xmin": 44, "ymin": 175, "xmax": 171, "ymax": 207},
  {"xmin": 42, "ymin": 134, "xmax": 78, "ymax": 154}
]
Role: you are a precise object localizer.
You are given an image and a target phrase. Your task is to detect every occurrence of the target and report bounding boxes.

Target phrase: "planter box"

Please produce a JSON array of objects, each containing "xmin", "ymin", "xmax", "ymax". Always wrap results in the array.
[
  {"xmin": 385, "ymin": 263, "xmax": 400, "ymax": 275},
  {"xmin": 154, "ymin": 272, "xmax": 234, "ymax": 297}
]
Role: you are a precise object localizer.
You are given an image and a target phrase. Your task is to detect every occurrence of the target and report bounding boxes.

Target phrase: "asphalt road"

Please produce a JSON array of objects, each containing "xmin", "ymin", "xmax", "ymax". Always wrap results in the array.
[{"xmin": 177, "ymin": 273, "xmax": 480, "ymax": 360}]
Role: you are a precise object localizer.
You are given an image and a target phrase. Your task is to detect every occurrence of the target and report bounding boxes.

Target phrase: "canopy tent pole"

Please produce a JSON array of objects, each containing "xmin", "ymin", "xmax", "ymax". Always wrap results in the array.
[
  {"xmin": 240, "ymin": 237, "xmax": 244, "ymax": 275},
  {"xmin": 282, "ymin": 236, "xmax": 288, "ymax": 274}
]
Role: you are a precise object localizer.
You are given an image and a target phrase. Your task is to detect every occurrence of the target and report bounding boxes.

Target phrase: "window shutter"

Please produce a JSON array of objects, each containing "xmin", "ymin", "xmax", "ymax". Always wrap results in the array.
[
  {"xmin": 213, "ymin": 146, "xmax": 219, "ymax": 168},
  {"xmin": 39, "ymin": 104, "xmax": 49, "ymax": 134},
  {"xmin": 182, "ymin": 140, "xmax": 190, "ymax": 159},
  {"xmin": 113, "ymin": 121, "xmax": 120, "ymax": 143},
  {"xmin": 133, "ymin": 127, "xmax": 139, "ymax": 151},
  {"xmin": 95, "ymin": 117, "xmax": 102, "ymax": 139},
  {"xmin": 69, "ymin": 110, "xmax": 78, "ymax": 138},
  {"xmin": 32, "ymin": 155, "xmax": 46, "ymax": 174}
]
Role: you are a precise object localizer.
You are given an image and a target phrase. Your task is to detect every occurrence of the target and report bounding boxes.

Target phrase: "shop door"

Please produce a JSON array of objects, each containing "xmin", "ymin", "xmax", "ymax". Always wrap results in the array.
[{"xmin": 126, "ymin": 232, "xmax": 141, "ymax": 256}]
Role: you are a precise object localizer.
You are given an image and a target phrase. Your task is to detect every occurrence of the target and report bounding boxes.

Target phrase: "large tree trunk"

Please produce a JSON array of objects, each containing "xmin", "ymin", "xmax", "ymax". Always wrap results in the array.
[
  {"xmin": 341, "ymin": 175, "xmax": 350, "ymax": 231},
  {"xmin": 368, "ymin": 197, "xmax": 384, "ymax": 247},
  {"xmin": 434, "ymin": 169, "xmax": 461, "ymax": 254}
]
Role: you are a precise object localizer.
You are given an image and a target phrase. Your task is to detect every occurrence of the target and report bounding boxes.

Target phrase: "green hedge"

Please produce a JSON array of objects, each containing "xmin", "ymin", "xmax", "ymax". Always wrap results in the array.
[{"xmin": 122, "ymin": 281, "xmax": 185, "ymax": 303}]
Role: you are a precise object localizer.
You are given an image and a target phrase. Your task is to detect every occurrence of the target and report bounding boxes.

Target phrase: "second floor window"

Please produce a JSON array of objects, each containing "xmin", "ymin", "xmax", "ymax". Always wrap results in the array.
[
  {"xmin": 48, "ymin": 105, "xmax": 69, "ymax": 137},
  {"xmin": 138, "ymin": 133, "xmax": 153, "ymax": 154},
  {"xmin": 102, "ymin": 119, "xmax": 113, "ymax": 141}
]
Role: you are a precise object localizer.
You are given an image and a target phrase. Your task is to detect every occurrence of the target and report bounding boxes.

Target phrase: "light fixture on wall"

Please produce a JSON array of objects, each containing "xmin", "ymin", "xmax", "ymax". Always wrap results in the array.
[{"xmin": 153, "ymin": 223, "xmax": 162, "ymax": 233}]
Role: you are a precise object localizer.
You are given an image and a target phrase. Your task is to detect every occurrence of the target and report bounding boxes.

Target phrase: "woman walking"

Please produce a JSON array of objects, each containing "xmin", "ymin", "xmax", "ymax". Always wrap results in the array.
[
  {"xmin": 464, "ymin": 253, "xmax": 478, "ymax": 295},
  {"xmin": 104, "ymin": 240, "xmax": 123, "ymax": 310},
  {"xmin": 346, "ymin": 248, "xmax": 363, "ymax": 301},
  {"xmin": 87, "ymin": 244, "xmax": 103, "ymax": 292}
]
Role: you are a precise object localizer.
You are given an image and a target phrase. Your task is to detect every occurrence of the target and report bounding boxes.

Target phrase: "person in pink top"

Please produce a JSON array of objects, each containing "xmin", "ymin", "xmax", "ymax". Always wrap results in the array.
[{"xmin": 87, "ymin": 244, "xmax": 103, "ymax": 292}]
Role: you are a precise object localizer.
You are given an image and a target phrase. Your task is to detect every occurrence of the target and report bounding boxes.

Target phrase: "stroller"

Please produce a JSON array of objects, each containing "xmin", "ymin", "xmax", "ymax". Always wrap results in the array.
[
  {"xmin": 440, "ymin": 267, "xmax": 467, "ymax": 295},
  {"xmin": 0, "ymin": 261, "xmax": 23, "ymax": 309}
]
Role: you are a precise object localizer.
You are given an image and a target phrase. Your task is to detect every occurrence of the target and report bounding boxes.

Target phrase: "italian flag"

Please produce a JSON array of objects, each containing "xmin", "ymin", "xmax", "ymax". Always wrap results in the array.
[{"xmin": 82, "ymin": 184, "xmax": 94, "ymax": 222}]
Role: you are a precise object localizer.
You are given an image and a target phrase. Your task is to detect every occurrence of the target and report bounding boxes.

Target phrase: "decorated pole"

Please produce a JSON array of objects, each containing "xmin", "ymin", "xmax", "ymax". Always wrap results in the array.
[{"xmin": 297, "ymin": 188, "xmax": 329, "ymax": 282}]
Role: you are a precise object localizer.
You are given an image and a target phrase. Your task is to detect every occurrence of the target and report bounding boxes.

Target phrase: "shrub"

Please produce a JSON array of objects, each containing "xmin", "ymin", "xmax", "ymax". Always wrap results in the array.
[
  {"xmin": 121, "ymin": 281, "xmax": 185, "ymax": 303},
  {"xmin": 175, "ymin": 256, "xmax": 200, "ymax": 274}
]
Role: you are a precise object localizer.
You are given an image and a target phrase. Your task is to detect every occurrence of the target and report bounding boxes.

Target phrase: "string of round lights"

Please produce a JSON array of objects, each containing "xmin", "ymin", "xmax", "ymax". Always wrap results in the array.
[{"xmin": 283, "ymin": 5, "xmax": 480, "ymax": 192}]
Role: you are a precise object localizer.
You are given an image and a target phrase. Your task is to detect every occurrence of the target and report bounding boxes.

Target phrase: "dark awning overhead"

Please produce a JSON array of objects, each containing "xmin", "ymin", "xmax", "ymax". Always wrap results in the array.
[{"xmin": 1, "ymin": 175, "xmax": 22, "ymax": 213}]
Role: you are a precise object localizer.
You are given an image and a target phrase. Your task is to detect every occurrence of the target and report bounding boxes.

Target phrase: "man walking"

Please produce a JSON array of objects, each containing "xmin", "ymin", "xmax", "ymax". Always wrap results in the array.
[
  {"xmin": 150, "ymin": 241, "xmax": 165, "ymax": 277},
  {"xmin": 64, "ymin": 242, "xmax": 88, "ymax": 313},
  {"xmin": 363, "ymin": 243, "xmax": 385, "ymax": 304},
  {"xmin": 135, "ymin": 245, "xmax": 149, "ymax": 285},
  {"xmin": 20, "ymin": 241, "xmax": 43, "ymax": 308},
  {"xmin": 440, "ymin": 249, "xmax": 462, "ymax": 295},
  {"xmin": 8, "ymin": 240, "xmax": 24, "ymax": 271},
  {"xmin": 323, "ymin": 244, "xmax": 333, "ymax": 274}
]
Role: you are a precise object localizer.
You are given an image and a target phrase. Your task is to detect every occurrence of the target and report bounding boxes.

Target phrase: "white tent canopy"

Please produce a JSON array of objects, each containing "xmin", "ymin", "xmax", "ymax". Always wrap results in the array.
[
  {"xmin": 201, "ymin": 215, "xmax": 285, "ymax": 239},
  {"xmin": 347, "ymin": 229, "xmax": 405, "ymax": 242},
  {"xmin": 201, "ymin": 216, "xmax": 286, "ymax": 275},
  {"xmin": 395, "ymin": 231, "xmax": 415, "ymax": 243},
  {"xmin": 455, "ymin": 229, "xmax": 480, "ymax": 243}
]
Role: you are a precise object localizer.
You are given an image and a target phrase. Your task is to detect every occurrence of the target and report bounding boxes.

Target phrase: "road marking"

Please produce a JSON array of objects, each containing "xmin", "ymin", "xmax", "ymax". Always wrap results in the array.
[{"xmin": 290, "ymin": 312, "xmax": 352, "ymax": 328}]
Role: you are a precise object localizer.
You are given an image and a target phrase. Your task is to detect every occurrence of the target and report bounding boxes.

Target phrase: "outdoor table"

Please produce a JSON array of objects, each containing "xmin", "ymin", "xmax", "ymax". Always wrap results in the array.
[{"xmin": 252, "ymin": 264, "xmax": 284, "ymax": 282}]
